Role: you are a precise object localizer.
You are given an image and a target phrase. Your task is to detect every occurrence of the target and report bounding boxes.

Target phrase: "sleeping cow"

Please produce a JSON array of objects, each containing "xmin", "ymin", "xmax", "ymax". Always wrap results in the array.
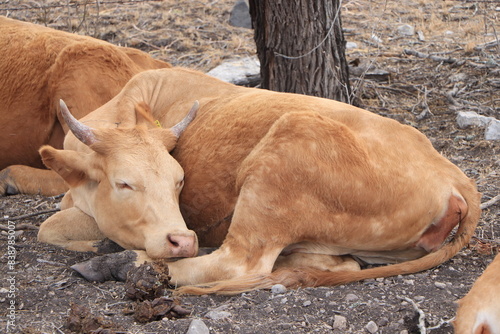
[
  {"xmin": 0, "ymin": 16, "xmax": 170, "ymax": 196},
  {"xmin": 454, "ymin": 252, "xmax": 500, "ymax": 333},
  {"xmin": 37, "ymin": 67, "xmax": 481, "ymax": 295}
]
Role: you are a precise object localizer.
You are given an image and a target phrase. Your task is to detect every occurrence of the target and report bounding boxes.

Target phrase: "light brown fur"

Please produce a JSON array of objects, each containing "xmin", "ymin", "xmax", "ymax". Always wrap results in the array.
[
  {"xmin": 0, "ymin": 16, "xmax": 170, "ymax": 195},
  {"xmin": 454, "ymin": 253, "xmax": 500, "ymax": 334},
  {"xmin": 39, "ymin": 68, "xmax": 480, "ymax": 294}
]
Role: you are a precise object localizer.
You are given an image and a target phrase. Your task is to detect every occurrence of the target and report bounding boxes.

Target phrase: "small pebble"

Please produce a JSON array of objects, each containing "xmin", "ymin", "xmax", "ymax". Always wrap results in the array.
[
  {"xmin": 345, "ymin": 293, "xmax": 359, "ymax": 302},
  {"xmin": 435, "ymin": 282, "xmax": 447, "ymax": 289},
  {"xmin": 271, "ymin": 284, "xmax": 287, "ymax": 294},
  {"xmin": 186, "ymin": 319, "xmax": 209, "ymax": 334},
  {"xmin": 365, "ymin": 320, "xmax": 379, "ymax": 333},
  {"xmin": 333, "ymin": 315, "xmax": 347, "ymax": 329},
  {"xmin": 205, "ymin": 310, "xmax": 231, "ymax": 320}
]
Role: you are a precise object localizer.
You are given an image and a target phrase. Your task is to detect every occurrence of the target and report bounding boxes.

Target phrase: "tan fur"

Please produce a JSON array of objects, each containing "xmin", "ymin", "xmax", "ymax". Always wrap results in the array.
[
  {"xmin": 39, "ymin": 67, "xmax": 480, "ymax": 294},
  {"xmin": 454, "ymin": 253, "xmax": 500, "ymax": 334},
  {"xmin": 0, "ymin": 16, "xmax": 170, "ymax": 196}
]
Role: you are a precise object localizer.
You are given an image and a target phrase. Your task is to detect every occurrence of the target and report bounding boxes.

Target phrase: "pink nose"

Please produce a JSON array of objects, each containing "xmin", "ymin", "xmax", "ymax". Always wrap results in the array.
[{"xmin": 167, "ymin": 233, "xmax": 198, "ymax": 258}]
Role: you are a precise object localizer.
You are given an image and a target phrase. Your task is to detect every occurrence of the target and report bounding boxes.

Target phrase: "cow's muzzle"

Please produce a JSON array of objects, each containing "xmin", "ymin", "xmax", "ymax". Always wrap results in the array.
[{"xmin": 166, "ymin": 232, "xmax": 198, "ymax": 258}]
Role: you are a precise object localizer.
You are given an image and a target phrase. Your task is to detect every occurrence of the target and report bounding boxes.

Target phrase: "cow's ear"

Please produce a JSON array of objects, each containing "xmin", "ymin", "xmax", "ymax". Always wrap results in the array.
[
  {"xmin": 39, "ymin": 145, "xmax": 104, "ymax": 187},
  {"xmin": 151, "ymin": 129, "xmax": 179, "ymax": 152}
]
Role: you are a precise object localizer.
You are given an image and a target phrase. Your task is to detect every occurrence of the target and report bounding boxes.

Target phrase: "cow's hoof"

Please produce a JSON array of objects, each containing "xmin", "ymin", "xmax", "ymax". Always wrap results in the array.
[
  {"xmin": 0, "ymin": 168, "xmax": 18, "ymax": 196},
  {"xmin": 71, "ymin": 250, "xmax": 140, "ymax": 282}
]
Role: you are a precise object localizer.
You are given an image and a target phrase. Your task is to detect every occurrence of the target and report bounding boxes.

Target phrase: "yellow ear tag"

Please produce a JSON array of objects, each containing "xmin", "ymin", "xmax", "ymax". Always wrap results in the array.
[{"xmin": 154, "ymin": 120, "xmax": 162, "ymax": 128}]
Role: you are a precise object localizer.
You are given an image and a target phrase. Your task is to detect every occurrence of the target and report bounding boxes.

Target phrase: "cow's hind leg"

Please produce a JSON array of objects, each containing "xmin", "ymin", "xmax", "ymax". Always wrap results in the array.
[
  {"xmin": 0, "ymin": 165, "xmax": 67, "ymax": 196},
  {"xmin": 38, "ymin": 207, "xmax": 120, "ymax": 253}
]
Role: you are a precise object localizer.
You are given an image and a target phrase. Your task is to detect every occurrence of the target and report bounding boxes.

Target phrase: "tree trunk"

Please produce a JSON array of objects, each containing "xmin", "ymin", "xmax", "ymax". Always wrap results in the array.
[{"xmin": 249, "ymin": 0, "xmax": 351, "ymax": 103}]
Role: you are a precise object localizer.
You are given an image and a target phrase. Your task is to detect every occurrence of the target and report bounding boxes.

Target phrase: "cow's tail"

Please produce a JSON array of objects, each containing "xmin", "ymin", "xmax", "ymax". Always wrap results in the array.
[{"xmin": 175, "ymin": 188, "xmax": 481, "ymax": 296}]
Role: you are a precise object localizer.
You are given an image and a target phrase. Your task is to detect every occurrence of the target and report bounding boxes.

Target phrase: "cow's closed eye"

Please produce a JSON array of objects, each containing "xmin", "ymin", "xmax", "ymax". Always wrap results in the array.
[
  {"xmin": 116, "ymin": 181, "xmax": 134, "ymax": 191},
  {"xmin": 176, "ymin": 179, "xmax": 184, "ymax": 189}
]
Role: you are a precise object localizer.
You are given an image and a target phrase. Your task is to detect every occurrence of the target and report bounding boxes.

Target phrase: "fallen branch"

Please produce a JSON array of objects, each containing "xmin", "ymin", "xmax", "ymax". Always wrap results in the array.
[
  {"xmin": 481, "ymin": 194, "xmax": 500, "ymax": 210},
  {"xmin": 0, "ymin": 209, "xmax": 59, "ymax": 222},
  {"xmin": 403, "ymin": 49, "xmax": 465, "ymax": 65}
]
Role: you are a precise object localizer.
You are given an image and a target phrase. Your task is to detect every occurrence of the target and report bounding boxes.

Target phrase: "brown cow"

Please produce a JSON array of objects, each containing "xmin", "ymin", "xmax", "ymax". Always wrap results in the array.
[
  {"xmin": 0, "ymin": 16, "xmax": 170, "ymax": 196},
  {"xmin": 37, "ymin": 67, "xmax": 481, "ymax": 295},
  {"xmin": 454, "ymin": 252, "xmax": 500, "ymax": 333}
]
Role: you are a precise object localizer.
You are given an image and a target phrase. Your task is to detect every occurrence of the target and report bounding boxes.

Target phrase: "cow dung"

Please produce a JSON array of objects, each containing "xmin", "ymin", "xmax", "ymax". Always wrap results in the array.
[
  {"xmin": 66, "ymin": 302, "xmax": 117, "ymax": 333},
  {"xmin": 133, "ymin": 297, "xmax": 192, "ymax": 323},
  {"xmin": 124, "ymin": 260, "xmax": 171, "ymax": 301}
]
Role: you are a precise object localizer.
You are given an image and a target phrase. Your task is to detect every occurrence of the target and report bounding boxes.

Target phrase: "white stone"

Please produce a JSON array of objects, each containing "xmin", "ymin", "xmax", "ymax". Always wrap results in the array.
[
  {"xmin": 345, "ymin": 293, "xmax": 359, "ymax": 302},
  {"xmin": 434, "ymin": 282, "xmax": 447, "ymax": 289},
  {"xmin": 333, "ymin": 315, "xmax": 348, "ymax": 329},
  {"xmin": 346, "ymin": 41, "xmax": 358, "ymax": 49},
  {"xmin": 371, "ymin": 34, "xmax": 383, "ymax": 44},
  {"xmin": 271, "ymin": 284, "xmax": 287, "ymax": 294},
  {"xmin": 365, "ymin": 320, "xmax": 379, "ymax": 333},
  {"xmin": 397, "ymin": 24, "xmax": 414, "ymax": 36},
  {"xmin": 457, "ymin": 111, "xmax": 500, "ymax": 140},
  {"xmin": 207, "ymin": 57, "xmax": 260, "ymax": 85},
  {"xmin": 485, "ymin": 119, "xmax": 500, "ymax": 140},
  {"xmin": 303, "ymin": 300, "xmax": 312, "ymax": 307},
  {"xmin": 186, "ymin": 319, "xmax": 210, "ymax": 334},
  {"xmin": 457, "ymin": 111, "xmax": 495, "ymax": 128},
  {"xmin": 205, "ymin": 310, "xmax": 231, "ymax": 320}
]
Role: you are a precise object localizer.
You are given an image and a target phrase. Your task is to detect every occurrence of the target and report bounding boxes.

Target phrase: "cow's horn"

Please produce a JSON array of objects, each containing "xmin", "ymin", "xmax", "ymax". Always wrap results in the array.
[
  {"xmin": 170, "ymin": 101, "xmax": 199, "ymax": 138},
  {"xmin": 59, "ymin": 99, "xmax": 97, "ymax": 145}
]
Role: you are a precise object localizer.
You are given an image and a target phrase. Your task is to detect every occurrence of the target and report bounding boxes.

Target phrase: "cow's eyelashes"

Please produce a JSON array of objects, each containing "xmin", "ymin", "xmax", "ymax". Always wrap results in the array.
[{"xmin": 116, "ymin": 181, "xmax": 133, "ymax": 191}]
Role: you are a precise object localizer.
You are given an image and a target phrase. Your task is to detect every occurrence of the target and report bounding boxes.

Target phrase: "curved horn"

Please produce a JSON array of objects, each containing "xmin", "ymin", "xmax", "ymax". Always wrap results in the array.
[
  {"xmin": 170, "ymin": 101, "xmax": 199, "ymax": 138},
  {"xmin": 59, "ymin": 99, "xmax": 97, "ymax": 146}
]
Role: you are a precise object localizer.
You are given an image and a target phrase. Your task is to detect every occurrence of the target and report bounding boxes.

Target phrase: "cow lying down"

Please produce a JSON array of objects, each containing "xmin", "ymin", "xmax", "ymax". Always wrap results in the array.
[
  {"xmin": 0, "ymin": 16, "xmax": 170, "ymax": 196},
  {"xmin": 37, "ymin": 67, "xmax": 481, "ymax": 295},
  {"xmin": 454, "ymin": 252, "xmax": 500, "ymax": 333}
]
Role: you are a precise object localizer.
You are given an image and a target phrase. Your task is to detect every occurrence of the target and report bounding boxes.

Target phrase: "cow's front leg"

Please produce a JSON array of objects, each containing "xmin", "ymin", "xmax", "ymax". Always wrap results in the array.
[{"xmin": 38, "ymin": 207, "xmax": 121, "ymax": 253}]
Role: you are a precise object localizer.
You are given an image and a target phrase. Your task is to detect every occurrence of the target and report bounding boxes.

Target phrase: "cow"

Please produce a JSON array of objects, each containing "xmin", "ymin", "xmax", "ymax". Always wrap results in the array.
[
  {"xmin": 0, "ymin": 16, "xmax": 171, "ymax": 196},
  {"xmin": 454, "ymin": 252, "xmax": 500, "ymax": 333},
  {"xmin": 37, "ymin": 67, "xmax": 481, "ymax": 295}
]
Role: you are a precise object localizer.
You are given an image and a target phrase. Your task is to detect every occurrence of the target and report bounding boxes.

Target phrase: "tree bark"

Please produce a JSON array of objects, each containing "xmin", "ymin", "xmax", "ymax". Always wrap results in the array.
[{"xmin": 249, "ymin": 0, "xmax": 351, "ymax": 103}]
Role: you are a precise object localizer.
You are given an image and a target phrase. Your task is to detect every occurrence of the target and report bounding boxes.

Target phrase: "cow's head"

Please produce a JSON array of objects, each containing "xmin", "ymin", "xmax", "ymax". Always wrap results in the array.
[{"xmin": 39, "ymin": 100, "xmax": 199, "ymax": 259}]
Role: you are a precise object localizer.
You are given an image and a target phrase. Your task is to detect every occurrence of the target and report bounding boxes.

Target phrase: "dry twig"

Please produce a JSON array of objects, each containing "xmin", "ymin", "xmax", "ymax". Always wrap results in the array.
[
  {"xmin": 481, "ymin": 194, "xmax": 500, "ymax": 210},
  {"xmin": 0, "ymin": 209, "xmax": 59, "ymax": 222}
]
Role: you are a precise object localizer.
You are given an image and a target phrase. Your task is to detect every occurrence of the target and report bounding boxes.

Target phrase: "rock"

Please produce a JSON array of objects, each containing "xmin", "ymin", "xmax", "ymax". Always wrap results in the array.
[
  {"xmin": 485, "ymin": 119, "xmax": 500, "ymax": 140},
  {"xmin": 186, "ymin": 319, "xmax": 210, "ymax": 334},
  {"xmin": 345, "ymin": 293, "xmax": 359, "ymax": 302},
  {"xmin": 417, "ymin": 30, "xmax": 425, "ymax": 41},
  {"xmin": 346, "ymin": 41, "xmax": 358, "ymax": 49},
  {"xmin": 434, "ymin": 282, "xmax": 447, "ymax": 289},
  {"xmin": 229, "ymin": 0, "xmax": 251, "ymax": 29},
  {"xmin": 365, "ymin": 320, "xmax": 379, "ymax": 333},
  {"xmin": 456, "ymin": 111, "xmax": 500, "ymax": 140},
  {"xmin": 205, "ymin": 309, "xmax": 231, "ymax": 320},
  {"xmin": 303, "ymin": 300, "xmax": 312, "ymax": 307},
  {"xmin": 271, "ymin": 284, "xmax": 287, "ymax": 294},
  {"xmin": 371, "ymin": 34, "xmax": 383, "ymax": 44},
  {"xmin": 207, "ymin": 57, "xmax": 260, "ymax": 86},
  {"xmin": 397, "ymin": 24, "xmax": 414, "ymax": 36},
  {"xmin": 333, "ymin": 315, "xmax": 348, "ymax": 329},
  {"xmin": 457, "ymin": 111, "xmax": 495, "ymax": 128}
]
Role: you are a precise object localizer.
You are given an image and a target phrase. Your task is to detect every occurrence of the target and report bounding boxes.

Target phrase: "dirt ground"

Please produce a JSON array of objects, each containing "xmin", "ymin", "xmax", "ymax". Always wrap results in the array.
[{"xmin": 0, "ymin": 0, "xmax": 499, "ymax": 333}]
